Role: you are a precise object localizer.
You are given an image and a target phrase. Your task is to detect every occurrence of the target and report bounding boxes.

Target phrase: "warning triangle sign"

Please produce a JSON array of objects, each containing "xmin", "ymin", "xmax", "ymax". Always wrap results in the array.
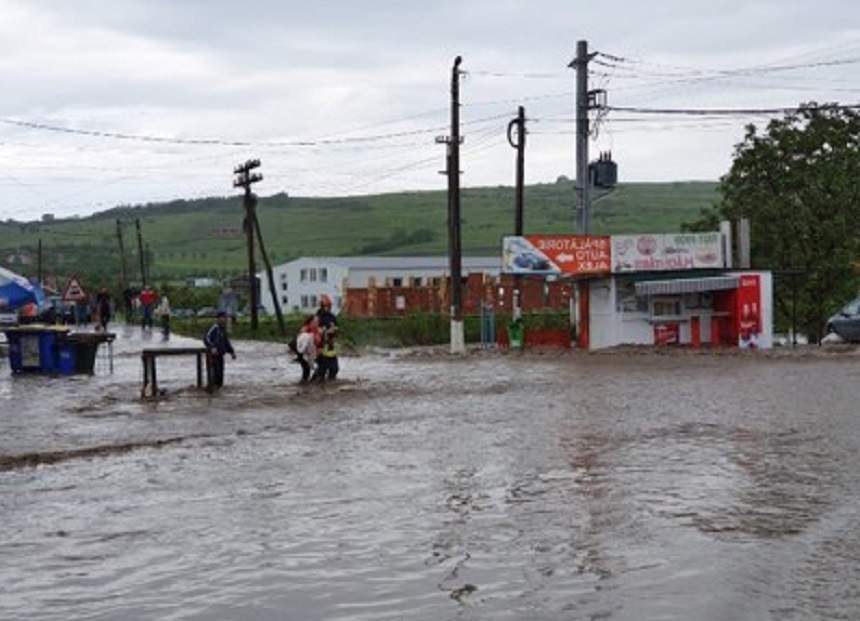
[{"xmin": 62, "ymin": 276, "xmax": 87, "ymax": 302}]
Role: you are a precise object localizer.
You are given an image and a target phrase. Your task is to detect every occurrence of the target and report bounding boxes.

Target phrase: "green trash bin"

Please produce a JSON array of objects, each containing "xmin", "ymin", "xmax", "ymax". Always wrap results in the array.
[{"xmin": 508, "ymin": 319, "xmax": 524, "ymax": 350}]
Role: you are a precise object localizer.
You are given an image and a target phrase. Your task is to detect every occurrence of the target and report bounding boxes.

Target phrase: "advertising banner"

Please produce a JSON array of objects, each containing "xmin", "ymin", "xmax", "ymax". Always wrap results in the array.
[
  {"xmin": 611, "ymin": 232, "xmax": 723, "ymax": 273},
  {"xmin": 736, "ymin": 274, "xmax": 762, "ymax": 348},
  {"xmin": 502, "ymin": 235, "xmax": 611, "ymax": 276}
]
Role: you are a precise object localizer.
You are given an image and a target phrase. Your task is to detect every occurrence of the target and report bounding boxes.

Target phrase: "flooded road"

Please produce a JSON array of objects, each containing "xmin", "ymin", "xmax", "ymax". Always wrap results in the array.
[{"xmin": 2, "ymin": 328, "xmax": 860, "ymax": 620}]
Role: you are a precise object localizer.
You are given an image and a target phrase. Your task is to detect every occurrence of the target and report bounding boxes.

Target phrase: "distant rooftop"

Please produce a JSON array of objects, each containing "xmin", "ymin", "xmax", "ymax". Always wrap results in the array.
[{"xmin": 283, "ymin": 256, "xmax": 500, "ymax": 270}]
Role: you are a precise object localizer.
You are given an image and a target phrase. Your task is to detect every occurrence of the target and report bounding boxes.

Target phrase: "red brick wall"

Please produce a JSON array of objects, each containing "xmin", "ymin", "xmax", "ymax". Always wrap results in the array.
[{"xmin": 343, "ymin": 273, "xmax": 571, "ymax": 317}]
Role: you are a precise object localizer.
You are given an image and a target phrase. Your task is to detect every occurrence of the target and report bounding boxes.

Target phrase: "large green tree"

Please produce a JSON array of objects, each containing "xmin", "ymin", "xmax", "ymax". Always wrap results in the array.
[{"xmin": 689, "ymin": 103, "xmax": 860, "ymax": 341}]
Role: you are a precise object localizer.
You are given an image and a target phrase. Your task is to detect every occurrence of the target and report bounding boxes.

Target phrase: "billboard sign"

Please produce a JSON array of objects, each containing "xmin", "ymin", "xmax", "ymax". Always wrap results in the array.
[
  {"xmin": 502, "ymin": 235, "xmax": 611, "ymax": 276},
  {"xmin": 611, "ymin": 232, "xmax": 723, "ymax": 273}
]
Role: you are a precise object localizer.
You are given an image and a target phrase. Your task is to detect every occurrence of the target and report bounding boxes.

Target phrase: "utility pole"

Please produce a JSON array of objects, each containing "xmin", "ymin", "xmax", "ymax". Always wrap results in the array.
[
  {"xmin": 37, "ymin": 238, "xmax": 43, "ymax": 286},
  {"xmin": 116, "ymin": 219, "xmax": 128, "ymax": 289},
  {"xmin": 135, "ymin": 218, "xmax": 147, "ymax": 287},
  {"xmin": 569, "ymin": 40, "xmax": 597, "ymax": 234},
  {"xmin": 508, "ymin": 105, "xmax": 526, "ymax": 235},
  {"xmin": 233, "ymin": 159, "xmax": 263, "ymax": 331},
  {"xmin": 251, "ymin": 208, "xmax": 286, "ymax": 337},
  {"xmin": 449, "ymin": 56, "xmax": 465, "ymax": 353},
  {"xmin": 507, "ymin": 105, "xmax": 526, "ymax": 318}
]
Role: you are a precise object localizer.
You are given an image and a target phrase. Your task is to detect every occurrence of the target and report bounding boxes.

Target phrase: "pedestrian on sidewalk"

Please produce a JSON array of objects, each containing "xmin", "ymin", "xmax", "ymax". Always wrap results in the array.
[{"xmin": 204, "ymin": 311, "xmax": 236, "ymax": 389}]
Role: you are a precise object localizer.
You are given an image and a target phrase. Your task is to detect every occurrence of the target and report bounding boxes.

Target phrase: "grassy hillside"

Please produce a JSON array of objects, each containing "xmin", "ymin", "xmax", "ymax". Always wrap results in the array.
[{"xmin": 0, "ymin": 180, "xmax": 719, "ymax": 283}]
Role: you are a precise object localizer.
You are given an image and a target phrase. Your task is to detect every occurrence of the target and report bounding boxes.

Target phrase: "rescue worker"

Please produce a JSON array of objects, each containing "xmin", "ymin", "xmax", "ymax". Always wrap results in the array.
[
  {"xmin": 204, "ymin": 311, "xmax": 236, "ymax": 389},
  {"xmin": 313, "ymin": 295, "xmax": 339, "ymax": 381}
]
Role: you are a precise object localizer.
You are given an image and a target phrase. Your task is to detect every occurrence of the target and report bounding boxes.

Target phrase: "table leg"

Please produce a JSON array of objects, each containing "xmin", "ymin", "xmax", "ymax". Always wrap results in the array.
[
  {"xmin": 151, "ymin": 358, "xmax": 158, "ymax": 396},
  {"xmin": 141, "ymin": 355, "xmax": 149, "ymax": 399},
  {"xmin": 196, "ymin": 353, "xmax": 203, "ymax": 388}
]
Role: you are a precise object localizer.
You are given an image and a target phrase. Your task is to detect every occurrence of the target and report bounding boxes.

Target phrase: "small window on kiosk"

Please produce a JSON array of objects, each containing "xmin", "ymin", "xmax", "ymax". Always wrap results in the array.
[{"xmin": 652, "ymin": 297, "xmax": 682, "ymax": 318}]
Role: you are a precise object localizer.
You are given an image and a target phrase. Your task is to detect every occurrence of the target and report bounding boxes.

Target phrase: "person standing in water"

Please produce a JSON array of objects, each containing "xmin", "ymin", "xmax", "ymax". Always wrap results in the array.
[
  {"xmin": 313, "ymin": 295, "xmax": 339, "ymax": 381},
  {"xmin": 295, "ymin": 314, "xmax": 319, "ymax": 384},
  {"xmin": 95, "ymin": 288, "xmax": 112, "ymax": 331},
  {"xmin": 156, "ymin": 295, "xmax": 171, "ymax": 338},
  {"xmin": 204, "ymin": 311, "xmax": 236, "ymax": 389}
]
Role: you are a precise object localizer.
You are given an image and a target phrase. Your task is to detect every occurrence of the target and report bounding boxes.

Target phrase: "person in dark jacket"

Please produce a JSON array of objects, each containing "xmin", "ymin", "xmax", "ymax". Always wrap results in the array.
[
  {"xmin": 95, "ymin": 288, "xmax": 112, "ymax": 331},
  {"xmin": 204, "ymin": 311, "xmax": 236, "ymax": 389}
]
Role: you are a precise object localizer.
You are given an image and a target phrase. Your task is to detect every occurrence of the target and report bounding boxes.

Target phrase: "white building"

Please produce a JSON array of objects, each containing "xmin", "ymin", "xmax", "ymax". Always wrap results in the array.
[{"xmin": 259, "ymin": 256, "xmax": 500, "ymax": 315}]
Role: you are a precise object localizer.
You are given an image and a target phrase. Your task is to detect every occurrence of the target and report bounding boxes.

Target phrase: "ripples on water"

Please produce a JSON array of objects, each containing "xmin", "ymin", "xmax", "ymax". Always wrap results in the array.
[{"xmin": 2, "ymin": 330, "xmax": 860, "ymax": 619}]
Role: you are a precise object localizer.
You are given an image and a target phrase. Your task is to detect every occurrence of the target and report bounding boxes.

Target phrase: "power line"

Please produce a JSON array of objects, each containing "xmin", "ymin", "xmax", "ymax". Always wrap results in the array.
[
  {"xmin": 606, "ymin": 103, "xmax": 860, "ymax": 116},
  {"xmin": 0, "ymin": 112, "xmax": 512, "ymax": 149}
]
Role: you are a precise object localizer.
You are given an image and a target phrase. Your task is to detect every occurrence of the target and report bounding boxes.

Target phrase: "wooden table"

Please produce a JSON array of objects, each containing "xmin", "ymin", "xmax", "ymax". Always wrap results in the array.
[{"xmin": 141, "ymin": 347, "xmax": 211, "ymax": 399}]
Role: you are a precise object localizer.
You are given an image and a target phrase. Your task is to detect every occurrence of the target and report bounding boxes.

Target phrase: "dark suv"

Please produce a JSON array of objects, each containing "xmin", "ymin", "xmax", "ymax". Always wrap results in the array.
[{"xmin": 827, "ymin": 297, "xmax": 860, "ymax": 342}]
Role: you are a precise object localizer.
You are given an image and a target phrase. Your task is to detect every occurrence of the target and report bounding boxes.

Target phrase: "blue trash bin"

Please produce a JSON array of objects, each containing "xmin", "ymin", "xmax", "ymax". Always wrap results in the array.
[
  {"xmin": 38, "ymin": 331, "xmax": 57, "ymax": 373},
  {"xmin": 56, "ymin": 342, "xmax": 76, "ymax": 375}
]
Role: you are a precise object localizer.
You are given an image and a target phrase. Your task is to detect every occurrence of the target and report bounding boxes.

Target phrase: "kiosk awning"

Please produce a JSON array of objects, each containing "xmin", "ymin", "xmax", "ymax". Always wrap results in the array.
[{"xmin": 635, "ymin": 276, "xmax": 738, "ymax": 297}]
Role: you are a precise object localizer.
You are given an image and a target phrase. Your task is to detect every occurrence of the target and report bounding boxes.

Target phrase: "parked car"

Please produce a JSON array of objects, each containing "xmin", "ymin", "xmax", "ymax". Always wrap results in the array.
[
  {"xmin": 196, "ymin": 307, "xmax": 218, "ymax": 318},
  {"xmin": 827, "ymin": 296, "xmax": 860, "ymax": 342}
]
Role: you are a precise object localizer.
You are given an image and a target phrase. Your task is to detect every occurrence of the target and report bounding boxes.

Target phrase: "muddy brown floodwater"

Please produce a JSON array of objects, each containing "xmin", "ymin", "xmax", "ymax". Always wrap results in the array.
[{"xmin": 2, "ymin": 327, "xmax": 860, "ymax": 620}]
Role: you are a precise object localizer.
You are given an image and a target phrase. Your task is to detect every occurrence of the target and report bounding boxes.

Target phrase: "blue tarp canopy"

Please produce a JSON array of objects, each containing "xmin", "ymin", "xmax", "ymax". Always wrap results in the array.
[{"xmin": 0, "ymin": 266, "xmax": 45, "ymax": 310}]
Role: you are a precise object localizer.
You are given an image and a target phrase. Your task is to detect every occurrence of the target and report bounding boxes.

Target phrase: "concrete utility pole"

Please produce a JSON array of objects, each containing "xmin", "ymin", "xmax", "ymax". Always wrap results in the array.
[
  {"xmin": 233, "ymin": 159, "xmax": 263, "ymax": 331},
  {"xmin": 449, "ymin": 56, "xmax": 465, "ymax": 353},
  {"xmin": 115, "ymin": 219, "xmax": 128, "ymax": 289},
  {"xmin": 507, "ymin": 105, "xmax": 526, "ymax": 318},
  {"xmin": 135, "ymin": 218, "xmax": 147, "ymax": 287},
  {"xmin": 569, "ymin": 40, "xmax": 597, "ymax": 234}
]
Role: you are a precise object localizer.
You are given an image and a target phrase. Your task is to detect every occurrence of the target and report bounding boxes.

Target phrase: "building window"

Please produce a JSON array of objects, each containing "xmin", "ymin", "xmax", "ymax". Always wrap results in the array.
[
  {"xmin": 320, "ymin": 268, "xmax": 328, "ymax": 283},
  {"xmin": 280, "ymin": 273, "xmax": 287, "ymax": 281},
  {"xmin": 335, "ymin": 296, "xmax": 342, "ymax": 309},
  {"xmin": 301, "ymin": 295, "xmax": 309, "ymax": 308},
  {"xmin": 310, "ymin": 268, "xmax": 317, "ymax": 282},
  {"xmin": 412, "ymin": 277, "xmax": 422, "ymax": 287},
  {"xmin": 392, "ymin": 277, "xmax": 403, "ymax": 288},
  {"xmin": 310, "ymin": 295, "xmax": 318, "ymax": 308},
  {"xmin": 282, "ymin": 296, "xmax": 288, "ymax": 305},
  {"xmin": 300, "ymin": 269, "xmax": 307, "ymax": 282},
  {"xmin": 281, "ymin": 282, "xmax": 287, "ymax": 291}
]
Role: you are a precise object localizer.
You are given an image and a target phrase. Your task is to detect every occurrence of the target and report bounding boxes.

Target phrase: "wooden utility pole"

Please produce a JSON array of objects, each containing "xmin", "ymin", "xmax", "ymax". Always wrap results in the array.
[
  {"xmin": 252, "ymin": 208, "xmax": 286, "ymax": 336},
  {"xmin": 115, "ymin": 219, "xmax": 128, "ymax": 289},
  {"xmin": 508, "ymin": 105, "xmax": 526, "ymax": 235},
  {"xmin": 233, "ymin": 159, "xmax": 263, "ymax": 331},
  {"xmin": 135, "ymin": 218, "xmax": 147, "ymax": 287}
]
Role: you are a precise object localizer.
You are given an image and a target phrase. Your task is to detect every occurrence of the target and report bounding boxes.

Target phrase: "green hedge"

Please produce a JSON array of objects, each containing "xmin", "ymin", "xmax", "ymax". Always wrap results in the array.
[{"xmin": 173, "ymin": 312, "xmax": 571, "ymax": 349}]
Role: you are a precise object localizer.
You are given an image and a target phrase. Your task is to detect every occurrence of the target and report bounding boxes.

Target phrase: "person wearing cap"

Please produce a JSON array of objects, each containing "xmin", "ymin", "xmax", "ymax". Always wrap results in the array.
[
  {"xmin": 203, "ymin": 311, "xmax": 236, "ymax": 389},
  {"xmin": 313, "ymin": 295, "xmax": 339, "ymax": 381}
]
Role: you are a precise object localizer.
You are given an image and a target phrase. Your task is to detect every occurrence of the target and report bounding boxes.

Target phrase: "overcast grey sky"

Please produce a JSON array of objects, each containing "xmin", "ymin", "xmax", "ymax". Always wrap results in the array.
[{"xmin": 1, "ymin": 0, "xmax": 858, "ymax": 220}]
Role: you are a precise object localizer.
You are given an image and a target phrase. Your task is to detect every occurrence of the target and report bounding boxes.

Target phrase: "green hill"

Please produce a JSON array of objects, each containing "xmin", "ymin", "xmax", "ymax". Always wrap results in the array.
[{"xmin": 0, "ymin": 180, "xmax": 719, "ymax": 283}]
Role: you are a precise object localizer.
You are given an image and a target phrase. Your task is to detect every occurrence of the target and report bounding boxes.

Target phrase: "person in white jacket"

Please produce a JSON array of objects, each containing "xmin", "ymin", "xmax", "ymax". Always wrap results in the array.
[
  {"xmin": 295, "ymin": 314, "xmax": 319, "ymax": 383},
  {"xmin": 155, "ymin": 296, "xmax": 171, "ymax": 338}
]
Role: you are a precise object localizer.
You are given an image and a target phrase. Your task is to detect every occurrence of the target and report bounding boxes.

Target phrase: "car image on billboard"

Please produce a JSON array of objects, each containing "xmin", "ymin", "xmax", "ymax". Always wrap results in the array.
[{"xmin": 503, "ymin": 237, "xmax": 559, "ymax": 275}]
